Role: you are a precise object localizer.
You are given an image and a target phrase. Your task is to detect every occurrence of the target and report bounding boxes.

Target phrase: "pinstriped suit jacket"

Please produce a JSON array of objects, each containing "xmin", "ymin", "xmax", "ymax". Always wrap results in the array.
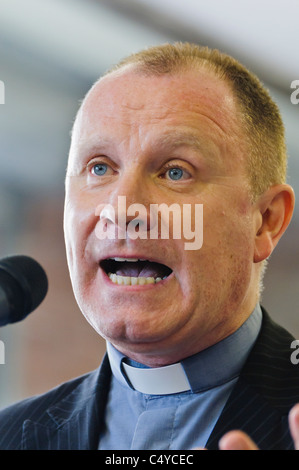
[{"xmin": 0, "ymin": 308, "xmax": 298, "ymax": 450}]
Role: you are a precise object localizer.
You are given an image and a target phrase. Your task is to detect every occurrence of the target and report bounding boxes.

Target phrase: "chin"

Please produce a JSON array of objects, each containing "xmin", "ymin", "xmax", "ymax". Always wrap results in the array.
[{"xmin": 92, "ymin": 303, "xmax": 192, "ymax": 356}]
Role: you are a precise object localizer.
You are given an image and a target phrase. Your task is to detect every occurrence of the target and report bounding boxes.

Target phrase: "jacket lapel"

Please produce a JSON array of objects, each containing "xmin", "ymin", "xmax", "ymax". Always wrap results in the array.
[
  {"xmin": 206, "ymin": 377, "xmax": 291, "ymax": 449},
  {"xmin": 207, "ymin": 309, "xmax": 297, "ymax": 450},
  {"xmin": 21, "ymin": 356, "xmax": 111, "ymax": 450}
]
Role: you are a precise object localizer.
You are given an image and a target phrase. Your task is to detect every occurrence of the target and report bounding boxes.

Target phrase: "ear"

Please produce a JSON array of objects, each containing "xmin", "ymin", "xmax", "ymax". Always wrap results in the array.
[{"xmin": 254, "ymin": 184, "xmax": 295, "ymax": 263}]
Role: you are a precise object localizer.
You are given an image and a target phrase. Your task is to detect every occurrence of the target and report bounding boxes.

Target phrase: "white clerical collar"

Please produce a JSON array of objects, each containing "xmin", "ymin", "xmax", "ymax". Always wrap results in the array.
[
  {"xmin": 122, "ymin": 361, "xmax": 190, "ymax": 395},
  {"xmin": 107, "ymin": 304, "xmax": 262, "ymax": 396},
  {"xmin": 106, "ymin": 341, "xmax": 190, "ymax": 395}
]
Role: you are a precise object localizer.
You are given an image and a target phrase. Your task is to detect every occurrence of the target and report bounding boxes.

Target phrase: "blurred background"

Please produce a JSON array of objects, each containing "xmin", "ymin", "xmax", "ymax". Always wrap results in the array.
[{"xmin": 0, "ymin": 0, "xmax": 298, "ymax": 407}]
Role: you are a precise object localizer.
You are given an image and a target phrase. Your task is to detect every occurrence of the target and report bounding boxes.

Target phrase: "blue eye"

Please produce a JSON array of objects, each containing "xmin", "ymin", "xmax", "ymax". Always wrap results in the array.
[
  {"xmin": 168, "ymin": 167, "xmax": 184, "ymax": 180},
  {"xmin": 92, "ymin": 163, "xmax": 108, "ymax": 176}
]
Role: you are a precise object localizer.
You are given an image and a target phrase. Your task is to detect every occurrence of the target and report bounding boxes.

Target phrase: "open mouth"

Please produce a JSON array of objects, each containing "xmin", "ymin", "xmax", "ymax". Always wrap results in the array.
[{"xmin": 100, "ymin": 258, "xmax": 173, "ymax": 286}]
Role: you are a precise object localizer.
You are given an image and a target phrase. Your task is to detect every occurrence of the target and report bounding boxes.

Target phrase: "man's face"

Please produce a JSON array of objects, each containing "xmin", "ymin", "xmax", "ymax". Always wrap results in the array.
[{"xmin": 64, "ymin": 67, "xmax": 259, "ymax": 366}]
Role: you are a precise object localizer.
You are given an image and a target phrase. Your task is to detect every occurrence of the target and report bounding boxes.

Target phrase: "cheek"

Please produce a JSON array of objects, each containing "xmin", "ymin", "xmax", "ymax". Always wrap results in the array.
[
  {"xmin": 209, "ymin": 210, "xmax": 254, "ymax": 274},
  {"xmin": 209, "ymin": 215, "xmax": 254, "ymax": 305},
  {"xmin": 64, "ymin": 193, "xmax": 98, "ymax": 280},
  {"xmin": 181, "ymin": 202, "xmax": 254, "ymax": 296}
]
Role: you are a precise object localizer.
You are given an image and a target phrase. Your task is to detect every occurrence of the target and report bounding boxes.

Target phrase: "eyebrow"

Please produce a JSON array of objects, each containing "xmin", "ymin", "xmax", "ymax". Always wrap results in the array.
[
  {"xmin": 77, "ymin": 137, "xmax": 112, "ymax": 154},
  {"xmin": 75, "ymin": 133, "xmax": 204, "ymax": 161},
  {"xmin": 152, "ymin": 130, "xmax": 223, "ymax": 165}
]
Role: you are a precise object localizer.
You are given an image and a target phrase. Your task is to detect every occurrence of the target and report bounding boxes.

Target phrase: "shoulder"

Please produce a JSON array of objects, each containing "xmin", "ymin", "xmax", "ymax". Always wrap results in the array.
[
  {"xmin": 0, "ymin": 362, "xmax": 109, "ymax": 449},
  {"xmin": 0, "ymin": 369, "xmax": 93, "ymax": 414},
  {"xmin": 253, "ymin": 307, "xmax": 297, "ymax": 364},
  {"xmin": 243, "ymin": 307, "xmax": 299, "ymax": 412}
]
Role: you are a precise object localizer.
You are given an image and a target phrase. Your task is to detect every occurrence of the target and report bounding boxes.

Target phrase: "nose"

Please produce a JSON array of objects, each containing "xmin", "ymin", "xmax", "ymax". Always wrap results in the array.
[{"xmin": 95, "ymin": 170, "xmax": 155, "ymax": 238}]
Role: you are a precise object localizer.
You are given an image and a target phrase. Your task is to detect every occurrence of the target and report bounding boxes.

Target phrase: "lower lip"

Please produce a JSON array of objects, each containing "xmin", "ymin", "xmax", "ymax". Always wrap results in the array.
[{"xmin": 99, "ymin": 268, "xmax": 174, "ymax": 291}]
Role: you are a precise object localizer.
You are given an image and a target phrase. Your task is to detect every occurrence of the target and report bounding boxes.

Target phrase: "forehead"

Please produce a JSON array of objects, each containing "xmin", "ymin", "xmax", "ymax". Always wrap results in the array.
[{"xmin": 74, "ymin": 66, "xmax": 240, "ymax": 141}]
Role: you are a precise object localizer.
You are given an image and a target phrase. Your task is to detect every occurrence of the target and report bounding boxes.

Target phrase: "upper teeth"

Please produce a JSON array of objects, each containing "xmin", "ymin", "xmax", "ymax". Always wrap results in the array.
[
  {"xmin": 108, "ymin": 273, "xmax": 163, "ymax": 285},
  {"xmin": 113, "ymin": 257, "xmax": 146, "ymax": 262}
]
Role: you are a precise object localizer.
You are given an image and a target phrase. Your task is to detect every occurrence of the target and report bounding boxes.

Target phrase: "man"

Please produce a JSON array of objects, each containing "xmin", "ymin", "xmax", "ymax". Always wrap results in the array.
[{"xmin": 0, "ymin": 42, "xmax": 298, "ymax": 450}]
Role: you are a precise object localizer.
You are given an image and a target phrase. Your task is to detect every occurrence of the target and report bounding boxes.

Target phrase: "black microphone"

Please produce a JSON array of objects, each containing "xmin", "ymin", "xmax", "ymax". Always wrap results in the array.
[{"xmin": 0, "ymin": 255, "xmax": 48, "ymax": 326}]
